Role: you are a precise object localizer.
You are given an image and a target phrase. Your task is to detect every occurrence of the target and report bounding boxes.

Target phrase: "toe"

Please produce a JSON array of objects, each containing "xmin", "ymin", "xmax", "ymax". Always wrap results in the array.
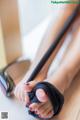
[
  {"xmin": 36, "ymin": 89, "xmax": 48, "ymax": 102},
  {"xmin": 36, "ymin": 103, "xmax": 46, "ymax": 115},
  {"xmin": 47, "ymin": 110, "xmax": 54, "ymax": 118},
  {"xmin": 29, "ymin": 103, "xmax": 38, "ymax": 112},
  {"xmin": 41, "ymin": 109, "xmax": 53, "ymax": 118},
  {"xmin": 36, "ymin": 101, "xmax": 53, "ymax": 119}
]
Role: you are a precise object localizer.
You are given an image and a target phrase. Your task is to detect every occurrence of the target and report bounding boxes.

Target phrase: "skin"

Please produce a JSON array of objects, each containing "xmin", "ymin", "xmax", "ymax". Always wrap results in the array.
[
  {"xmin": 27, "ymin": 25, "xmax": 80, "ymax": 119},
  {"xmin": 29, "ymin": 27, "xmax": 80, "ymax": 119},
  {"xmin": 14, "ymin": 4, "xmax": 80, "ymax": 119}
]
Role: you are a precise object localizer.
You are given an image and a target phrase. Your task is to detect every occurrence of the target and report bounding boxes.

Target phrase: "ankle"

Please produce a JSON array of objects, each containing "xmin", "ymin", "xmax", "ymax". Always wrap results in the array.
[{"xmin": 48, "ymin": 75, "xmax": 66, "ymax": 94}]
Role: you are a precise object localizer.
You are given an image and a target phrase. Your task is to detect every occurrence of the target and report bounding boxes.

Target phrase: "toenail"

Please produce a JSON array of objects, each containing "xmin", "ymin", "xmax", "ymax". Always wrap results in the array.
[
  {"xmin": 25, "ymin": 102, "xmax": 30, "ymax": 107},
  {"xmin": 27, "ymin": 102, "xmax": 30, "ymax": 106},
  {"xmin": 26, "ymin": 104, "xmax": 28, "ymax": 107},
  {"xmin": 29, "ymin": 107, "xmax": 32, "ymax": 111},
  {"xmin": 35, "ymin": 111, "xmax": 37, "ymax": 114},
  {"xmin": 39, "ymin": 114, "xmax": 41, "ymax": 118}
]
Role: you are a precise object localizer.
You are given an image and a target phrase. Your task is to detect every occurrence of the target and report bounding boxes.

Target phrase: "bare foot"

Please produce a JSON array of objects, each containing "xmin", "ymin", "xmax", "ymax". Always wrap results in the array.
[
  {"xmin": 29, "ymin": 74, "xmax": 65, "ymax": 119},
  {"xmin": 14, "ymin": 70, "xmax": 47, "ymax": 105}
]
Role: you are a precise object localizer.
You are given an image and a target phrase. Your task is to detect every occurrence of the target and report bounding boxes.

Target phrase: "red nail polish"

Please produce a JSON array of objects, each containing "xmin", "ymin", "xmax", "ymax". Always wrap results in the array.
[
  {"xmin": 30, "ymin": 109, "xmax": 32, "ymax": 111},
  {"xmin": 35, "ymin": 111, "xmax": 37, "ymax": 114},
  {"xmin": 29, "ymin": 107, "xmax": 32, "ymax": 111},
  {"xmin": 26, "ymin": 104, "xmax": 28, "ymax": 107},
  {"xmin": 27, "ymin": 103, "xmax": 30, "ymax": 106},
  {"xmin": 39, "ymin": 114, "xmax": 41, "ymax": 118}
]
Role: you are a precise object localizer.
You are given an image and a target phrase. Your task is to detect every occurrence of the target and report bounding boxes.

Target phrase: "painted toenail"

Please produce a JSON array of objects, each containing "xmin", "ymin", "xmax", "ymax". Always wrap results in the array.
[
  {"xmin": 35, "ymin": 111, "xmax": 37, "ymax": 114},
  {"xmin": 27, "ymin": 102, "xmax": 30, "ymax": 106},
  {"xmin": 39, "ymin": 114, "xmax": 41, "ymax": 117},
  {"xmin": 29, "ymin": 107, "xmax": 32, "ymax": 111},
  {"xmin": 26, "ymin": 104, "xmax": 28, "ymax": 107},
  {"xmin": 25, "ymin": 102, "xmax": 30, "ymax": 107}
]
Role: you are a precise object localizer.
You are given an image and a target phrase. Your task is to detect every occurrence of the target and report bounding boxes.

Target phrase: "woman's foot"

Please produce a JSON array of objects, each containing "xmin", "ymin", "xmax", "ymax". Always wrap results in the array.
[
  {"xmin": 29, "ymin": 30, "xmax": 80, "ymax": 119},
  {"xmin": 14, "ymin": 70, "xmax": 47, "ymax": 105},
  {"xmin": 29, "ymin": 65, "xmax": 79, "ymax": 119},
  {"xmin": 29, "ymin": 72, "xmax": 65, "ymax": 119}
]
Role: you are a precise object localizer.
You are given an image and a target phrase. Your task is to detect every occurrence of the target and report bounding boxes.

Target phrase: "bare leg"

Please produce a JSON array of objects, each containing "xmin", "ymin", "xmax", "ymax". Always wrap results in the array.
[
  {"xmin": 14, "ymin": 4, "xmax": 79, "ymax": 105},
  {"xmin": 29, "ymin": 27, "xmax": 80, "ymax": 119}
]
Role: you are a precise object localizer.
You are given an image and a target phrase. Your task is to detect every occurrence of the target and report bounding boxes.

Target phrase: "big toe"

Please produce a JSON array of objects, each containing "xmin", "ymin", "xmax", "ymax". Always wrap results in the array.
[{"xmin": 36, "ymin": 89, "xmax": 48, "ymax": 102}]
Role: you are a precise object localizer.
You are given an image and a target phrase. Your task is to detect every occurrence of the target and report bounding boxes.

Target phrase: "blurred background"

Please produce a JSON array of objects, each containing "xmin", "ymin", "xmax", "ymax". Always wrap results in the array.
[
  {"xmin": 0, "ymin": 0, "xmax": 60, "ymax": 69},
  {"xmin": 0, "ymin": 2, "xmax": 80, "ymax": 120}
]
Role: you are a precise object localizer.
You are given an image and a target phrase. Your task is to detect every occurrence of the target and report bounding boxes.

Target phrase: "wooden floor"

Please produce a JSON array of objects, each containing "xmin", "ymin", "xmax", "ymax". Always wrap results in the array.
[{"xmin": 52, "ymin": 70, "xmax": 80, "ymax": 120}]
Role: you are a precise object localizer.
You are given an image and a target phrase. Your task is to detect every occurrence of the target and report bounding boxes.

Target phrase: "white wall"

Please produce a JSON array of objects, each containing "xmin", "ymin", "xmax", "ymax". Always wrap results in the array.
[
  {"xmin": 18, "ymin": 0, "xmax": 53, "ymax": 36},
  {"xmin": 18, "ymin": 0, "xmax": 64, "ymax": 60}
]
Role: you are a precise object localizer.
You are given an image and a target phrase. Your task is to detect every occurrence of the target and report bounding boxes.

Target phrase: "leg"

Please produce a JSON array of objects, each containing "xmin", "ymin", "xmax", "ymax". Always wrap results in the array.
[
  {"xmin": 29, "ymin": 27, "xmax": 80, "ymax": 119},
  {"xmin": 14, "ymin": 4, "xmax": 78, "ymax": 105}
]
